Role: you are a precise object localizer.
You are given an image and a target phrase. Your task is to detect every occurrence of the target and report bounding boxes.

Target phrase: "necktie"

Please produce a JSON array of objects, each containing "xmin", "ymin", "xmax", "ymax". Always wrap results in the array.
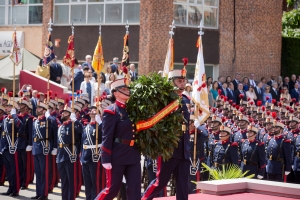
[
  {"xmin": 224, "ymin": 89, "xmax": 227, "ymax": 96},
  {"xmin": 87, "ymin": 82, "xmax": 91, "ymax": 103},
  {"xmin": 230, "ymin": 89, "xmax": 233, "ymax": 96},
  {"xmin": 275, "ymin": 89, "xmax": 277, "ymax": 95},
  {"xmin": 258, "ymin": 88, "xmax": 260, "ymax": 94}
]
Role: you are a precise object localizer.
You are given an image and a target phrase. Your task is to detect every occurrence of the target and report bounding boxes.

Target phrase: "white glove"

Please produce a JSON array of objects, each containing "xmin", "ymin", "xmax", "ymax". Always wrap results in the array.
[
  {"xmin": 292, "ymin": 165, "xmax": 294, "ymax": 171},
  {"xmin": 51, "ymin": 148, "xmax": 57, "ymax": 155},
  {"xmin": 194, "ymin": 119, "xmax": 200, "ymax": 128},
  {"xmin": 45, "ymin": 110, "xmax": 50, "ymax": 119},
  {"xmin": 95, "ymin": 114, "xmax": 102, "ymax": 125},
  {"xmin": 285, "ymin": 171, "xmax": 290, "ymax": 175},
  {"xmin": 10, "ymin": 108, "xmax": 16, "ymax": 115},
  {"xmin": 257, "ymin": 175, "xmax": 263, "ymax": 179},
  {"xmin": 102, "ymin": 163, "xmax": 112, "ymax": 170},
  {"xmin": 26, "ymin": 145, "xmax": 32, "ymax": 151},
  {"xmin": 70, "ymin": 112, "xmax": 76, "ymax": 122}
]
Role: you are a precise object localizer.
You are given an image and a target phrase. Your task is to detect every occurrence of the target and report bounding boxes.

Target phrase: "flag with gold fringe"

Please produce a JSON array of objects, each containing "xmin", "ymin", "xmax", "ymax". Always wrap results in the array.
[
  {"xmin": 192, "ymin": 34, "xmax": 209, "ymax": 124},
  {"xmin": 163, "ymin": 38, "xmax": 174, "ymax": 77},
  {"xmin": 43, "ymin": 33, "xmax": 55, "ymax": 67},
  {"xmin": 63, "ymin": 35, "xmax": 75, "ymax": 68},
  {"xmin": 9, "ymin": 30, "xmax": 22, "ymax": 66},
  {"xmin": 92, "ymin": 36, "xmax": 104, "ymax": 74},
  {"xmin": 121, "ymin": 33, "xmax": 129, "ymax": 67}
]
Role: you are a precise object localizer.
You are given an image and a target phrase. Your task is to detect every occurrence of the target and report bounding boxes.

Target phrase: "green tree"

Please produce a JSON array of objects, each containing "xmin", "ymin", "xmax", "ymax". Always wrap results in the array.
[{"xmin": 282, "ymin": 8, "xmax": 300, "ymax": 37}]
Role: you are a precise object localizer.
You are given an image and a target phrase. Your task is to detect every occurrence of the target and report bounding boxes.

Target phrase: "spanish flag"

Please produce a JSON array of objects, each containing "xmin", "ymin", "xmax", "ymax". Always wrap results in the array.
[
  {"xmin": 63, "ymin": 35, "xmax": 75, "ymax": 68},
  {"xmin": 92, "ymin": 36, "xmax": 104, "ymax": 74},
  {"xmin": 163, "ymin": 38, "xmax": 174, "ymax": 77},
  {"xmin": 10, "ymin": 30, "xmax": 22, "ymax": 66},
  {"xmin": 121, "ymin": 33, "xmax": 129, "ymax": 67}
]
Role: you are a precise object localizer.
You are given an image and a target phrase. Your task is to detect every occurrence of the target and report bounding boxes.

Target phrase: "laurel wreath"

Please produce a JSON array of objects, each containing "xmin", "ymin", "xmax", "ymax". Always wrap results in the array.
[{"xmin": 126, "ymin": 73, "xmax": 183, "ymax": 161}]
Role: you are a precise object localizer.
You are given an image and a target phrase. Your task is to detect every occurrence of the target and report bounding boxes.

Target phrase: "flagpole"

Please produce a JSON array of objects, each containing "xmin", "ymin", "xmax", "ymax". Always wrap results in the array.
[
  {"xmin": 95, "ymin": 23, "xmax": 101, "ymax": 155},
  {"xmin": 71, "ymin": 23, "xmax": 75, "ymax": 156},
  {"xmin": 193, "ymin": 20, "xmax": 204, "ymax": 167},
  {"xmin": 12, "ymin": 20, "xmax": 17, "ymax": 149},
  {"xmin": 46, "ymin": 18, "xmax": 53, "ymax": 149}
]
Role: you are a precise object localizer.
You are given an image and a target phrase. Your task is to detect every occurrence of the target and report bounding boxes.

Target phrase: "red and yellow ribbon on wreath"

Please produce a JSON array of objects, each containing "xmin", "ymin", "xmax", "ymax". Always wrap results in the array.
[{"xmin": 136, "ymin": 100, "xmax": 180, "ymax": 132}]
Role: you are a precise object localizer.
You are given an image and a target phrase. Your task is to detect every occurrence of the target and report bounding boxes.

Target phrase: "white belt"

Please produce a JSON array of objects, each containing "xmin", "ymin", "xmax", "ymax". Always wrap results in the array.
[{"xmin": 83, "ymin": 144, "xmax": 102, "ymax": 149}]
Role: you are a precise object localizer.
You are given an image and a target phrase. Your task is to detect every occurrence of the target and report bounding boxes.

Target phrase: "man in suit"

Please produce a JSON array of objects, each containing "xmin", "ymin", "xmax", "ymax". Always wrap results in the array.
[
  {"xmin": 232, "ymin": 73, "xmax": 241, "ymax": 91},
  {"xmin": 267, "ymin": 74, "xmax": 276, "ymax": 87},
  {"xmin": 30, "ymin": 90, "xmax": 38, "ymax": 117},
  {"xmin": 290, "ymin": 83, "xmax": 300, "ymax": 102},
  {"xmin": 289, "ymin": 74, "xmax": 297, "ymax": 93},
  {"xmin": 50, "ymin": 56, "xmax": 63, "ymax": 84},
  {"xmin": 283, "ymin": 76, "xmax": 290, "ymax": 91},
  {"xmin": 226, "ymin": 82, "xmax": 236, "ymax": 103},
  {"xmin": 129, "ymin": 64, "xmax": 138, "ymax": 81},
  {"xmin": 235, "ymin": 83, "xmax": 247, "ymax": 105},
  {"xmin": 217, "ymin": 76, "xmax": 224, "ymax": 90},
  {"xmin": 81, "ymin": 55, "xmax": 94, "ymax": 73},
  {"xmin": 72, "ymin": 60, "xmax": 89, "ymax": 91},
  {"xmin": 249, "ymin": 73, "xmax": 257, "ymax": 87},
  {"xmin": 254, "ymin": 82, "xmax": 264, "ymax": 104},
  {"xmin": 270, "ymin": 82, "xmax": 280, "ymax": 102},
  {"xmin": 220, "ymin": 82, "xmax": 228, "ymax": 96}
]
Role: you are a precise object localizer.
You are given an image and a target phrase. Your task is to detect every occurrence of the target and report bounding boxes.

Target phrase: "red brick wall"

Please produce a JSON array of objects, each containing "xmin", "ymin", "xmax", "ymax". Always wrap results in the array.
[
  {"xmin": 139, "ymin": 0, "xmax": 173, "ymax": 75},
  {"xmin": 42, "ymin": 0, "xmax": 54, "ymax": 54},
  {"xmin": 219, "ymin": 0, "xmax": 283, "ymax": 81}
]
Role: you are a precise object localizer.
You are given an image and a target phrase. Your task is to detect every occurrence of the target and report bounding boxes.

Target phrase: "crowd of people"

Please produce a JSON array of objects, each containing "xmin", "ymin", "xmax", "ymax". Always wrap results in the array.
[{"xmin": 0, "ymin": 60, "xmax": 300, "ymax": 200}]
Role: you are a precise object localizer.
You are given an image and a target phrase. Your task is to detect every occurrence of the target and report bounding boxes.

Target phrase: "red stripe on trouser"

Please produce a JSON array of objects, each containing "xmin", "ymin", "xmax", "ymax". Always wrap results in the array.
[
  {"xmin": 0, "ymin": 166, "xmax": 6, "ymax": 183},
  {"xmin": 30, "ymin": 154, "xmax": 34, "ymax": 182},
  {"xmin": 44, "ymin": 155, "xmax": 49, "ymax": 197},
  {"xmin": 101, "ymin": 165, "xmax": 105, "ymax": 191},
  {"xmin": 95, "ymin": 169, "xmax": 112, "ymax": 200},
  {"xmin": 25, "ymin": 151, "xmax": 31, "ymax": 187},
  {"xmin": 96, "ymin": 161, "xmax": 100, "ymax": 194},
  {"xmin": 50, "ymin": 155, "xmax": 56, "ymax": 190},
  {"xmin": 77, "ymin": 160, "xmax": 82, "ymax": 194},
  {"xmin": 142, "ymin": 156, "xmax": 162, "ymax": 200},
  {"xmin": 14, "ymin": 152, "xmax": 20, "ymax": 193},
  {"xmin": 196, "ymin": 171, "xmax": 200, "ymax": 193},
  {"xmin": 163, "ymin": 187, "xmax": 167, "ymax": 196},
  {"xmin": 73, "ymin": 163, "xmax": 77, "ymax": 200}
]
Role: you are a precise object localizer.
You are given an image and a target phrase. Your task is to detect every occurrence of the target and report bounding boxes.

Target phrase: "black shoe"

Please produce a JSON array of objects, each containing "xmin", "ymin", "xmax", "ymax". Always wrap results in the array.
[
  {"xmin": 1, "ymin": 191, "xmax": 11, "ymax": 196},
  {"xmin": 0, "ymin": 183, "xmax": 4, "ymax": 186},
  {"xmin": 9, "ymin": 193, "xmax": 19, "ymax": 197},
  {"xmin": 21, "ymin": 186, "xmax": 28, "ymax": 190},
  {"xmin": 54, "ymin": 184, "xmax": 58, "ymax": 187},
  {"xmin": 31, "ymin": 196, "xmax": 40, "ymax": 199},
  {"xmin": 38, "ymin": 196, "xmax": 48, "ymax": 200},
  {"xmin": 48, "ymin": 190, "xmax": 53, "ymax": 193}
]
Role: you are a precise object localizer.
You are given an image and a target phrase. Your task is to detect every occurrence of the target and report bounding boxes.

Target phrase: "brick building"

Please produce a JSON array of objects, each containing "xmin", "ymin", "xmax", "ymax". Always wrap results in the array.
[{"xmin": 0, "ymin": 0, "xmax": 283, "ymax": 81}]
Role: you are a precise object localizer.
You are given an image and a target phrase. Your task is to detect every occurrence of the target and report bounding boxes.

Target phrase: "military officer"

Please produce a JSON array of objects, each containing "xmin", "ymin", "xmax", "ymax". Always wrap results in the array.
[
  {"xmin": 56, "ymin": 101, "xmax": 82, "ymax": 200},
  {"xmin": 232, "ymin": 114, "xmax": 249, "ymax": 144},
  {"xmin": 188, "ymin": 113, "xmax": 208, "ymax": 194},
  {"xmin": 96, "ymin": 77, "xmax": 141, "ymax": 200},
  {"xmin": 30, "ymin": 101, "xmax": 57, "ymax": 200},
  {"xmin": 81, "ymin": 103, "xmax": 103, "ymax": 200},
  {"xmin": 213, "ymin": 125, "xmax": 239, "ymax": 169},
  {"xmin": 142, "ymin": 69, "xmax": 190, "ymax": 200},
  {"xmin": 0, "ymin": 104, "xmax": 6, "ymax": 185},
  {"xmin": 292, "ymin": 117, "xmax": 300, "ymax": 183},
  {"xmin": 240, "ymin": 125, "xmax": 266, "ymax": 179},
  {"xmin": 0, "ymin": 94, "xmax": 22, "ymax": 196},
  {"xmin": 266, "ymin": 119, "xmax": 292, "ymax": 181},
  {"xmin": 17, "ymin": 97, "xmax": 34, "ymax": 190}
]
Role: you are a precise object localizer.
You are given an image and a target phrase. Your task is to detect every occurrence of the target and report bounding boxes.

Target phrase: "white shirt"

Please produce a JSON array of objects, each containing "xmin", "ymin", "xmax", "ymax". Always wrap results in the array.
[{"xmin": 249, "ymin": 79, "xmax": 256, "ymax": 87}]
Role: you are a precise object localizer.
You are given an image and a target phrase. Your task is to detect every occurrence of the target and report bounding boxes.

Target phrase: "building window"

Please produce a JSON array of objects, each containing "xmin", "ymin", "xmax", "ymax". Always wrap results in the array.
[
  {"xmin": 0, "ymin": 0, "xmax": 43, "ymax": 25},
  {"xmin": 54, "ymin": 0, "xmax": 140, "ymax": 25},
  {"xmin": 173, "ymin": 0, "xmax": 218, "ymax": 28}
]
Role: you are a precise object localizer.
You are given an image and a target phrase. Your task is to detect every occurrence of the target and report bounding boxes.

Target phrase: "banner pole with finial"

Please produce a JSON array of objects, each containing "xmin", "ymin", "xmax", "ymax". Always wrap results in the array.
[
  {"xmin": 95, "ymin": 21, "xmax": 101, "ymax": 156},
  {"xmin": 46, "ymin": 18, "xmax": 53, "ymax": 150},
  {"xmin": 193, "ymin": 20, "xmax": 204, "ymax": 167},
  {"xmin": 71, "ymin": 22, "xmax": 75, "ymax": 156}
]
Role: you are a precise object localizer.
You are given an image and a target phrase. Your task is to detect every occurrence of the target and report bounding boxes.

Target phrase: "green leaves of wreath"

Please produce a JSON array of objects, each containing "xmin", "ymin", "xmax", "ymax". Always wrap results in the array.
[{"xmin": 126, "ymin": 73, "xmax": 183, "ymax": 161}]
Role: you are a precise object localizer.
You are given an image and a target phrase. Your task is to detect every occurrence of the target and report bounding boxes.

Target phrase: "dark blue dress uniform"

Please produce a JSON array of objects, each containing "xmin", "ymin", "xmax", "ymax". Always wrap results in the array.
[
  {"xmin": 266, "ymin": 134, "xmax": 292, "ymax": 181},
  {"xmin": 206, "ymin": 131, "xmax": 220, "ymax": 167},
  {"xmin": 96, "ymin": 100, "xmax": 141, "ymax": 200},
  {"xmin": 213, "ymin": 139, "xmax": 239, "ymax": 169},
  {"xmin": 188, "ymin": 125, "xmax": 208, "ymax": 194},
  {"xmin": 81, "ymin": 121, "xmax": 104, "ymax": 200},
  {"xmin": 142, "ymin": 94, "xmax": 190, "ymax": 200},
  {"xmin": 232, "ymin": 129, "xmax": 247, "ymax": 143},
  {"xmin": 56, "ymin": 119, "xmax": 82, "ymax": 200},
  {"xmin": 0, "ymin": 115, "xmax": 6, "ymax": 185},
  {"xmin": 17, "ymin": 113, "xmax": 33, "ymax": 188},
  {"xmin": 292, "ymin": 130, "xmax": 300, "ymax": 183},
  {"xmin": 1, "ymin": 114, "xmax": 23, "ymax": 195},
  {"xmin": 30, "ymin": 115, "xmax": 57, "ymax": 198},
  {"xmin": 240, "ymin": 139, "xmax": 266, "ymax": 177}
]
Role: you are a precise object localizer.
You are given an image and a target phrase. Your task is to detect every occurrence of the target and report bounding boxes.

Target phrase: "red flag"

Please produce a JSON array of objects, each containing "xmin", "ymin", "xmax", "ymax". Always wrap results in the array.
[{"xmin": 63, "ymin": 35, "xmax": 75, "ymax": 68}]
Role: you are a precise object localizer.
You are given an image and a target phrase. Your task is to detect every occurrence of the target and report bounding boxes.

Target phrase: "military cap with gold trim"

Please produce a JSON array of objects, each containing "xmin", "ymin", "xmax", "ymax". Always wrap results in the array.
[
  {"xmin": 273, "ymin": 120, "xmax": 285, "ymax": 129},
  {"xmin": 57, "ymin": 98, "xmax": 64, "ymax": 105},
  {"xmin": 36, "ymin": 101, "xmax": 47, "ymax": 110},
  {"xmin": 211, "ymin": 115, "xmax": 222, "ymax": 124},
  {"xmin": 247, "ymin": 124, "xmax": 258, "ymax": 133},
  {"xmin": 18, "ymin": 97, "xmax": 31, "ymax": 108},
  {"xmin": 220, "ymin": 124, "xmax": 231, "ymax": 134},
  {"xmin": 238, "ymin": 113, "xmax": 249, "ymax": 123}
]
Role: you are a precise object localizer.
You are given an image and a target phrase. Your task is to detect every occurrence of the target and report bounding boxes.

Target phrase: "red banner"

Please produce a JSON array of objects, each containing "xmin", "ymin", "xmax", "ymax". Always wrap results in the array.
[{"xmin": 63, "ymin": 35, "xmax": 75, "ymax": 68}]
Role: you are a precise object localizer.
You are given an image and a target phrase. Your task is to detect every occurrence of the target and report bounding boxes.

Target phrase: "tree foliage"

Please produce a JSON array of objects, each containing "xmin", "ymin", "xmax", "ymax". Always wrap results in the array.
[
  {"xmin": 126, "ymin": 73, "xmax": 183, "ymax": 161},
  {"xmin": 282, "ymin": 8, "xmax": 300, "ymax": 37}
]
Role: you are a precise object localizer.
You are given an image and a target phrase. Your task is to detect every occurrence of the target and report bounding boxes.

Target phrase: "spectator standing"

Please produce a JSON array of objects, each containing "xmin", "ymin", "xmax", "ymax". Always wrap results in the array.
[
  {"xmin": 210, "ymin": 81, "xmax": 219, "ymax": 107},
  {"xmin": 105, "ymin": 65, "xmax": 112, "ymax": 82},
  {"xmin": 235, "ymin": 83, "xmax": 247, "ymax": 105},
  {"xmin": 254, "ymin": 82, "xmax": 264, "ymax": 104},
  {"xmin": 283, "ymin": 76, "xmax": 290, "ymax": 91},
  {"xmin": 30, "ymin": 90, "xmax": 38, "ymax": 117},
  {"xmin": 281, "ymin": 86, "xmax": 291, "ymax": 104},
  {"xmin": 267, "ymin": 74, "xmax": 276, "ymax": 87},
  {"xmin": 207, "ymin": 77, "xmax": 213, "ymax": 90},
  {"xmin": 260, "ymin": 77, "xmax": 267, "ymax": 90},
  {"xmin": 246, "ymin": 86, "xmax": 257, "ymax": 103},
  {"xmin": 290, "ymin": 83, "xmax": 300, "ymax": 102},
  {"xmin": 226, "ymin": 82, "xmax": 236, "ymax": 103},
  {"xmin": 226, "ymin": 76, "xmax": 232, "ymax": 85},
  {"xmin": 232, "ymin": 73, "xmax": 241, "ymax": 91},
  {"xmin": 72, "ymin": 60, "xmax": 88, "ymax": 91},
  {"xmin": 82, "ymin": 55, "xmax": 95, "ymax": 73},
  {"xmin": 35, "ymin": 59, "xmax": 48, "ymax": 78},
  {"xmin": 249, "ymin": 73, "xmax": 257, "ymax": 87},
  {"xmin": 289, "ymin": 74, "xmax": 297, "ymax": 92},
  {"xmin": 208, "ymin": 84, "xmax": 214, "ymax": 107},
  {"xmin": 129, "ymin": 64, "xmax": 138, "ymax": 81},
  {"xmin": 220, "ymin": 82, "xmax": 228, "ymax": 96},
  {"xmin": 61, "ymin": 63, "xmax": 71, "ymax": 88},
  {"xmin": 270, "ymin": 82, "xmax": 280, "ymax": 102},
  {"xmin": 217, "ymin": 76, "xmax": 224, "ymax": 90},
  {"xmin": 80, "ymin": 72, "xmax": 95, "ymax": 106},
  {"xmin": 277, "ymin": 76, "xmax": 283, "ymax": 92},
  {"xmin": 263, "ymin": 85, "xmax": 272, "ymax": 106},
  {"xmin": 49, "ymin": 56, "xmax": 63, "ymax": 84},
  {"xmin": 242, "ymin": 77, "xmax": 250, "ymax": 91}
]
